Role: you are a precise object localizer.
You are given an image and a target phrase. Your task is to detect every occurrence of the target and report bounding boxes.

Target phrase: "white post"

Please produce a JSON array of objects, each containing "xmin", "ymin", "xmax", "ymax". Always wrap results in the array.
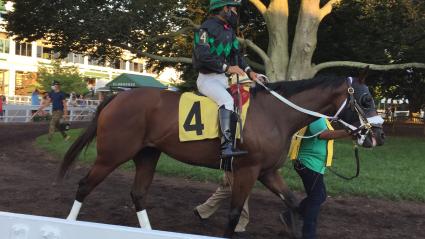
[
  {"xmin": 4, "ymin": 106, "xmax": 8, "ymax": 123},
  {"xmin": 32, "ymin": 42, "xmax": 37, "ymax": 59},
  {"xmin": 8, "ymin": 68, "xmax": 16, "ymax": 97},
  {"xmin": 25, "ymin": 108, "xmax": 30, "ymax": 122},
  {"xmin": 125, "ymin": 61, "xmax": 130, "ymax": 71},
  {"xmin": 136, "ymin": 210, "xmax": 152, "ymax": 230}
]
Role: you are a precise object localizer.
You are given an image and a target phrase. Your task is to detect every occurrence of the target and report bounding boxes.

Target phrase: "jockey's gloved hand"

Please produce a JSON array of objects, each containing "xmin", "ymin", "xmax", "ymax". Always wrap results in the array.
[{"xmin": 256, "ymin": 74, "xmax": 269, "ymax": 84}]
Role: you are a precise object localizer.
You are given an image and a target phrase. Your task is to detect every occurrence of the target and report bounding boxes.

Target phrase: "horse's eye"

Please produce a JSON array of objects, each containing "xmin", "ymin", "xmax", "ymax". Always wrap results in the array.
[{"xmin": 361, "ymin": 95, "xmax": 374, "ymax": 108}]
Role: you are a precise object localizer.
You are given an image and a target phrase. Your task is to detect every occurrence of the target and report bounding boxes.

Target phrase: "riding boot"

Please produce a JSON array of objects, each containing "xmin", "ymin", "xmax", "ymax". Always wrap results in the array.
[{"xmin": 219, "ymin": 107, "xmax": 247, "ymax": 158}]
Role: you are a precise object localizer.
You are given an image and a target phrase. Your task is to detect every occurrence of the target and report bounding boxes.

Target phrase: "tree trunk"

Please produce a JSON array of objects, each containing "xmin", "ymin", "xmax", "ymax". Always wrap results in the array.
[
  {"xmin": 287, "ymin": 0, "xmax": 322, "ymax": 81},
  {"xmin": 264, "ymin": 0, "xmax": 289, "ymax": 82}
]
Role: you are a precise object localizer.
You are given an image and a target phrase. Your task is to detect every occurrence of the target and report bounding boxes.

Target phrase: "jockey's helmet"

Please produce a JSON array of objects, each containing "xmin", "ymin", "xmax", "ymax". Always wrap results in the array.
[{"xmin": 209, "ymin": 0, "xmax": 242, "ymax": 12}]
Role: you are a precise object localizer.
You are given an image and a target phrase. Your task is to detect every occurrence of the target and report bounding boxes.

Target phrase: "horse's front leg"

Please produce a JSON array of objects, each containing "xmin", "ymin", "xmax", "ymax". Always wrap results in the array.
[
  {"xmin": 259, "ymin": 169, "xmax": 302, "ymax": 238},
  {"xmin": 224, "ymin": 165, "xmax": 259, "ymax": 238}
]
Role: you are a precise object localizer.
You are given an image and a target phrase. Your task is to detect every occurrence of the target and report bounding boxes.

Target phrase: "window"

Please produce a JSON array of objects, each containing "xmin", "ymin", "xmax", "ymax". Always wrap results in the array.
[
  {"xmin": 15, "ymin": 42, "xmax": 32, "ymax": 57},
  {"xmin": 0, "ymin": 39, "xmax": 9, "ymax": 54},
  {"xmin": 89, "ymin": 57, "xmax": 105, "ymax": 67},
  {"xmin": 65, "ymin": 53, "xmax": 85, "ymax": 64},
  {"xmin": 0, "ymin": 71, "xmax": 5, "ymax": 95},
  {"xmin": 112, "ymin": 59, "xmax": 126, "ymax": 70},
  {"xmin": 36, "ymin": 45, "xmax": 54, "ymax": 59},
  {"xmin": 130, "ymin": 62, "xmax": 143, "ymax": 72},
  {"xmin": 15, "ymin": 72, "xmax": 36, "ymax": 95}
]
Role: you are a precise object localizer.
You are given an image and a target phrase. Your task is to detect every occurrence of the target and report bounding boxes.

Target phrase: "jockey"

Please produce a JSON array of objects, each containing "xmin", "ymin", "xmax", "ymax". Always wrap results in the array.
[{"xmin": 193, "ymin": 0, "xmax": 258, "ymax": 158}]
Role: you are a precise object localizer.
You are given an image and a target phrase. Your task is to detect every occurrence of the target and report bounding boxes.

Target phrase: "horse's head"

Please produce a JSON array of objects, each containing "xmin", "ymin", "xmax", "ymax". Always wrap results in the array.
[{"xmin": 338, "ymin": 69, "xmax": 385, "ymax": 148}]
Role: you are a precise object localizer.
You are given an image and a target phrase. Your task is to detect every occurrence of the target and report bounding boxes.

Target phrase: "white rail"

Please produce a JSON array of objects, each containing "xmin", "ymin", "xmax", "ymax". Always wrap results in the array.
[
  {"xmin": 4, "ymin": 95, "xmax": 100, "ymax": 107},
  {"xmin": 1, "ymin": 104, "xmax": 96, "ymax": 123},
  {"xmin": 0, "ymin": 211, "xmax": 221, "ymax": 239}
]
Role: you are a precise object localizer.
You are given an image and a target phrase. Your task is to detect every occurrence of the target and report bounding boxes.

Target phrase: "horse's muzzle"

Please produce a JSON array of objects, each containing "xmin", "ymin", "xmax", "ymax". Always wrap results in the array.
[
  {"xmin": 373, "ymin": 127, "xmax": 385, "ymax": 146},
  {"xmin": 363, "ymin": 127, "xmax": 385, "ymax": 148}
]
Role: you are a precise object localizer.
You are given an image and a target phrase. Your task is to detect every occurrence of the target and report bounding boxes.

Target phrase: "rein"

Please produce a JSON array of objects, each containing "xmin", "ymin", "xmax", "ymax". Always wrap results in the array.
[
  {"xmin": 328, "ymin": 143, "xmax": 360, "ymax": 180},
  {"xmin": 253, "ymin": 75, "xmax": 372, "ymax": 134}
]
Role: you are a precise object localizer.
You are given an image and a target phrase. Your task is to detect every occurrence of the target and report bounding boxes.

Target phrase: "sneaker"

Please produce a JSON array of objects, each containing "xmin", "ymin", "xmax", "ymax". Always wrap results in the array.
[
  {"xmin": 193, "ymin": 208, "xmax": 206, "ymax": 221},
  {"xmin": 64, "ymin": 135, "xmax": 71, "ymax": 141}
]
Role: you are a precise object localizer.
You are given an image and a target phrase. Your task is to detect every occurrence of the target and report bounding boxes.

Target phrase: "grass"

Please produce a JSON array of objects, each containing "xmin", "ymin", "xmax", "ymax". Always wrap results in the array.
[{"xmin": 36, "ymin": 129, "xmax": 425, "ymax": 202}]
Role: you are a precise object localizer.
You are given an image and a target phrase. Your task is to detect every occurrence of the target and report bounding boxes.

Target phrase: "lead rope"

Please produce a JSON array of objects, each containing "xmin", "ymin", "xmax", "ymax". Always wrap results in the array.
[{"xmin": 328, "ymin": 142, "xmax": 361, "ymax": 180}]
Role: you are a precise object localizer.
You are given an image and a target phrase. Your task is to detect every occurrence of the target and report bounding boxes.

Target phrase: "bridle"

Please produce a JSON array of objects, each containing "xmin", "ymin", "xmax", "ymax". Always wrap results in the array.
[
  {"xmin": 253, "ymin": 75, "xmax": 381, "ymax": 141},
  {"xmin": 252, "ymin": 75, "xmax": 384, "ymax": 180}
]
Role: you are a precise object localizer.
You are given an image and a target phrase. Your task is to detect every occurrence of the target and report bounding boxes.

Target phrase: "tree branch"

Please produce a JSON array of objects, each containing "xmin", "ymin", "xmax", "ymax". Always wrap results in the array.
[
  {"xmin": 246, "ymin": 58, "xmax": 265, "ymax": 71},
  {"xmin": 320, "ymin": 0, "xmax": 342, "ymax": 20},
  {"xmin": 249, "ymin": 0, "xmax": 267, "ymax": 16},
  {"xmin": 171, "ymin": 15, "xmax": 200, "ymax": 28},
  {"xmin": 146, "ymin": 27, "xmax": 194, "ymax": 42},
  {"xmin": 313, "ymin": 61, "xmax": 425, "ymax": 74},
  {"xmin": 137, "ymin": 51, "xmax": 192, "ymax": 64},
  {"xmin": 116, "ymin": 42, "xmax": 192, "ymax": 64},
  {"xmin": 238, "ymin": 38, "xmax": 271, "ymax": 67}
]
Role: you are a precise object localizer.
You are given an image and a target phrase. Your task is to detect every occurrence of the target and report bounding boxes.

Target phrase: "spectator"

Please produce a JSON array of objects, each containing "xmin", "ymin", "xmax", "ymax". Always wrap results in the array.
[
  {"xmin": 31, "ymin": 89, "xmax": 40, "ymax": 106},
  {"xmin": 38, "ymin": 81, "xmax": 70, "ymax": 141},
  {"xmin": 76, "ymin": 94, "xmax": 86, "ymax": 106},
  {"xmin": 68, "ymin": 92, "xmax": 78, "ymax": 107}
]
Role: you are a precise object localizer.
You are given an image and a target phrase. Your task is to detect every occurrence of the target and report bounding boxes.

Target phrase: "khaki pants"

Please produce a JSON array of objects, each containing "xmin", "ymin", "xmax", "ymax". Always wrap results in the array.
[
  {"xmin": 195, "ymin": 172, "xmax": 249, "ymax": 232},
  {"xmin": 48, "ymin": 110, "xmax": 67, "ymax": 140}
]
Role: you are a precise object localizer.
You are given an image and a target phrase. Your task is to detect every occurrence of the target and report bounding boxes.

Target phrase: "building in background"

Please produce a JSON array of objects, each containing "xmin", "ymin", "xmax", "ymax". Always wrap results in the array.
[{"xmin": 0, "ymin": 1, "xmax": 180, "ymax": 97}]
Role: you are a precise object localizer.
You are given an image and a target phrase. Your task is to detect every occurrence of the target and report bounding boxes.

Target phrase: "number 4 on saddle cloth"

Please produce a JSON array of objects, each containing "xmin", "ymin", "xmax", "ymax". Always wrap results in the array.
[{"xmin": 179, "ymin": 85, "xmax": 250, "ymax": 142}]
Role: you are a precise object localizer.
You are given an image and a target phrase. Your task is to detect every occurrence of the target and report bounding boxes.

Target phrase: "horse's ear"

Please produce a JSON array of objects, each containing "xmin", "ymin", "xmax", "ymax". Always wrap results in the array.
[{"xmin": 358, "ymin": 65, "xmax": 370, "ymax": 84}]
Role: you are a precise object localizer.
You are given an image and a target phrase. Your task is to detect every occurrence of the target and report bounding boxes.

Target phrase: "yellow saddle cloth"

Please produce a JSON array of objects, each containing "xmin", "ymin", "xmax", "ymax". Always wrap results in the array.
[{"xmin": 178, "ymin": 92, "xmax": 250, "ymax": 142}]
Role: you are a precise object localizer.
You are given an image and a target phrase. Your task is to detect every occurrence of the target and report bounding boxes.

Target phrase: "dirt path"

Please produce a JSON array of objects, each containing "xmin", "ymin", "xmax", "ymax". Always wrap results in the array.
[{"xmin": 0, "ymin": 124, "xmax": 424, "ymax": 238}]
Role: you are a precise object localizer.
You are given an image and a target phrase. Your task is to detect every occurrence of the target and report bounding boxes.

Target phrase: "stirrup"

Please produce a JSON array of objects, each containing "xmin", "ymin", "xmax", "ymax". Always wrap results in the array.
[{"xmin": 221, "ymin": 143, "xmax": 247, "ymax": 158}]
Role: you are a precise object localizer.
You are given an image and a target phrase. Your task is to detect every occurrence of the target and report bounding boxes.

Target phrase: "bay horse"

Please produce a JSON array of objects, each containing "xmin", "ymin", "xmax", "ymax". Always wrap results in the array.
[{"xmin": 59, "ymin": 72, "xmax": 385, "ymax": 238}]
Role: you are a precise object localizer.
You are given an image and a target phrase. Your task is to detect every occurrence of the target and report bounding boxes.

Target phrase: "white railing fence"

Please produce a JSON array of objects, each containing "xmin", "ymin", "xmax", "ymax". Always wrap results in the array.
[
  {"xmin": 1, "ymin": 104, "xmax": 97, "ymax": 123},
  {"xmin": 0, "ymin": 211, "xmax": 221, "ymax": 239},
  {"xmin": 4, "ymin": 95, "xmax": 100, "ymax": 107}
]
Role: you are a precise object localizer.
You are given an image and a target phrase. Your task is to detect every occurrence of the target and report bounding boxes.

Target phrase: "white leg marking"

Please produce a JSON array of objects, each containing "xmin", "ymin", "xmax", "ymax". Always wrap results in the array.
[{"xmin": 66, "ymin": 200, "xmax": 82, "ymax": 220}]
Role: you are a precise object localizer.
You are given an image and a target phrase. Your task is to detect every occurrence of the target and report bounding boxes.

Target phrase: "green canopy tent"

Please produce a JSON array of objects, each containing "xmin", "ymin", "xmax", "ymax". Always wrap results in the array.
[{"xmin": 106, "ymin": 73, "xmax": 167, "ymax": 90}]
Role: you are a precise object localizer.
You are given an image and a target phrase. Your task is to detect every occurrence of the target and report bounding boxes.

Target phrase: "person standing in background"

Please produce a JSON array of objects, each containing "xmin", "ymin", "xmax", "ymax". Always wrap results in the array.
[
  {"xmin": 31, "ymin": 89, "xmax": 40, "ymax": 106},
  {"xmin": 39, "ymin": 81, "xmax": 70, "ymax": 141}
]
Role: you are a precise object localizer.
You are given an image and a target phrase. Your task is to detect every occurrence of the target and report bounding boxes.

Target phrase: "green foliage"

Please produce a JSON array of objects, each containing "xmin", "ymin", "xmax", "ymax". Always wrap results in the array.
[
  {"xmin": 5, "ymin": 0, "xmax": 424, "ymax": 95},
  {"xmin": 37, "ymin": 61, "xmax": 88, "ymax": 94},
  {"xmin": 316, "ymin": 0, "xmax": 425, "ymax": 109},
  {"xmin": 36, "ymin": 129, "xmax": 425, "ymax": 201}
]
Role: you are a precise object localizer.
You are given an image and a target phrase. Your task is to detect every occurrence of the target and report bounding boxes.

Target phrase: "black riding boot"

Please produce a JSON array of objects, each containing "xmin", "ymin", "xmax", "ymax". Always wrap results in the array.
[{"xmin": 219, "ymin": 107, "xmax": 247, "ymax": 158}]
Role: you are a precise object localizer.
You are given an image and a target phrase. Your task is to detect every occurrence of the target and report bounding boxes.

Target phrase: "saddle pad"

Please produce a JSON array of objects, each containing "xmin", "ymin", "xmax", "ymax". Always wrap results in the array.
[{"xmin": 179, "ymin": 91, "xmax": 250, "ymax": 142}]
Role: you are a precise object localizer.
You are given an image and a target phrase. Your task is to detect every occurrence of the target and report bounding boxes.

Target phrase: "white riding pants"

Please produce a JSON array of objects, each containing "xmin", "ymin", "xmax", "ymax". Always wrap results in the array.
[{"xmin": 197, "ymin": 73, "xmax": 234, "ymax": 111}]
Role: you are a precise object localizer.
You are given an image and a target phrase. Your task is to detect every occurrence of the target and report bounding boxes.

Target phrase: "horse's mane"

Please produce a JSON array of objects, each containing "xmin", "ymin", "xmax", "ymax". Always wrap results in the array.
[{"xmin": 254, "ymin": 74, "xmax": 348, "ymax": 97}]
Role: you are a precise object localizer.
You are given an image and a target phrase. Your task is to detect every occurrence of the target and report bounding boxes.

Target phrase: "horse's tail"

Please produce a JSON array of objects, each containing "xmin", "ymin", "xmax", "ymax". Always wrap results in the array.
[{"xmin": 58, "ymin": 94, "xmax": 117, "ymax": 179}]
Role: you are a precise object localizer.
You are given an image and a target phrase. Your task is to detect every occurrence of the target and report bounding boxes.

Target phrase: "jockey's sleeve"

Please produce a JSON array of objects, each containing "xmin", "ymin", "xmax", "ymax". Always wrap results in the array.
[{"xmin": 194, "ymin": 28, "xmax": 227, "ymax": 73}]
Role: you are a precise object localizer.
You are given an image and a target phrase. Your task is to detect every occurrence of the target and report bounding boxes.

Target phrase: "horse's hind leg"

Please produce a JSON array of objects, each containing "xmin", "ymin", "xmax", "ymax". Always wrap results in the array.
[
  {"xmin": 67, "ymin": 154, "xmax": 125, "ymax": 220},
  {"xmin": 259, "ymin": 169, "xmax": 301, "ymax": 237},
  {"xmin": 131, "ymin": 147, "xmax": 161, "ymax": 229}
]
